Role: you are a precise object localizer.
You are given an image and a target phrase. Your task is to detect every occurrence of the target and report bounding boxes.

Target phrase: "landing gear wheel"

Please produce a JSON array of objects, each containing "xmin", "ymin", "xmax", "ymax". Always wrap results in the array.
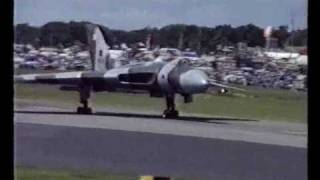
[
  {"xmin": 162, "ymin": 110, "xmax": 179, "ymax": 119},
  {"xmin": 77, "ymin": 107, "xmax": 92, "ymax": 114}
]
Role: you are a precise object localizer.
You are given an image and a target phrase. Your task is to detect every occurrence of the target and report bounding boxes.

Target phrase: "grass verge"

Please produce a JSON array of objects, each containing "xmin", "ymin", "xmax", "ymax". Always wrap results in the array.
[
  {"xmin": 15, "ymin": 167, "xmax": 192, "ymax": 180},
  {"xmin": 15, "ymin": 167, "xmax": 137, "ymax": 180},
  {"xmin": 14, "ymin": 83, "xmax": 307, "ymax": 123}
]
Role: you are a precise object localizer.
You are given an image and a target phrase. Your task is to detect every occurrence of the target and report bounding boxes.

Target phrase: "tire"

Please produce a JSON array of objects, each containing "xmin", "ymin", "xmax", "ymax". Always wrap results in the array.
[
  {"xmin": 162, "ymin": 110, "xmax": 179, "ymax": 119},
  {"xmin": 171, "ymin": 110, "xmax": 179, "ymax": 118},
  {"xmin": 85, "ymin": 108, "xmax": 92, "ymax": 114},
  {"xmin": 77, "ymin": 107, "xmax": 83, "ymax": 114},
  {"xmin": 77, "ymin": 107, "xmax": 92, "ymax": 114}
]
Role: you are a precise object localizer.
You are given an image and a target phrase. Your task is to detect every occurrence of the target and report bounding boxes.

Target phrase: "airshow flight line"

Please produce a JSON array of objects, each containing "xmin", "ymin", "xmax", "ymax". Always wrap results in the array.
[{"xmin": 15, "ymin": 25, "xmax": 248, "ymax": 119}]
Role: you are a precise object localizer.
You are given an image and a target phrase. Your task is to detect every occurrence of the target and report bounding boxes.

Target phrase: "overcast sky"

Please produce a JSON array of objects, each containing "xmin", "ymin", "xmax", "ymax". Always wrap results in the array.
[{"xmin": 14, "ymin": 0, "xmax": 307, "ymax": 30}]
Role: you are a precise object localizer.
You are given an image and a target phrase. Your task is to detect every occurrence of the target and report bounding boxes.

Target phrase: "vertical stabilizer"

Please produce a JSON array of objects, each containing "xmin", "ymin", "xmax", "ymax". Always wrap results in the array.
[{"xmin": 89, "ymin": 26, "xmax": 113, "ymax": 72}]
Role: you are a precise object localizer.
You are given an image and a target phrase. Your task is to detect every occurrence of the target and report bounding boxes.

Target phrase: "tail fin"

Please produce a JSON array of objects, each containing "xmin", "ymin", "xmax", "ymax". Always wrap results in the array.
[{"xmin": 88, "ymin": 26, "xmax": 114, "ymax": 72}]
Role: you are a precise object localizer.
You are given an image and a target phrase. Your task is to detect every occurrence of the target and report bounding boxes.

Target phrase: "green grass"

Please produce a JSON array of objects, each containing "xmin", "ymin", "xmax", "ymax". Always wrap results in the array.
[
  {"xmin": 15, "ymin": 167, "xmax": 137, "ymax": 180},
  {"xmin": 15, "ymin": 167, "xmax": 192, "ymax": 180},
  {"xmin": 14, "ymin": 83, "xmax": 307, "ymax": 123}
]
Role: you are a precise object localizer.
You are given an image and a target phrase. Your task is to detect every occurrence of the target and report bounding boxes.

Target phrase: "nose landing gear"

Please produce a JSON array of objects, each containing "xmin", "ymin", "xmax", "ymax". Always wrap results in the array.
[
  {"xmin": 77, "ymin": 99, "xmax": 92, "ymax": 114},
  {"xmin": 162, "ymin": 95, "xmax": 179, "ymax": 119},
  {"xmin": 77, "ymin": 84, "xmax": 93, "ymax": 114}
]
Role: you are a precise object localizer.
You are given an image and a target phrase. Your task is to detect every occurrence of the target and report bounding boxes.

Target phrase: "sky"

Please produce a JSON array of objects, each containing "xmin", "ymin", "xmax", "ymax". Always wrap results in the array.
[{"xmin": 14, "ymin": 0, "xmax": 307, "ymax": 30}]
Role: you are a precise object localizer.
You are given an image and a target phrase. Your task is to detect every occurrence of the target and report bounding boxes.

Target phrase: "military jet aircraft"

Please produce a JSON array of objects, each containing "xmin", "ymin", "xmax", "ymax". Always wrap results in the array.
[{"xmin": 15, "ymin": 25, "xmax": 244, "ymax": 118}]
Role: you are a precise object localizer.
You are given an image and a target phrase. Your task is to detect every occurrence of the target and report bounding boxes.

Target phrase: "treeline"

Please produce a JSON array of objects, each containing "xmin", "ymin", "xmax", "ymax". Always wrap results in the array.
[{"xmin": 14, "ymin": 21, "xmax": 307, "ymax": 53}]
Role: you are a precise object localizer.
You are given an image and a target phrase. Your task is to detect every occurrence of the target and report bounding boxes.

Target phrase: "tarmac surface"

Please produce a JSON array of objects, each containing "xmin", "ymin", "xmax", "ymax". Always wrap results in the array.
[{"xmin": 14, "ymin": 103, "xmax": 307, "ymax": 180}]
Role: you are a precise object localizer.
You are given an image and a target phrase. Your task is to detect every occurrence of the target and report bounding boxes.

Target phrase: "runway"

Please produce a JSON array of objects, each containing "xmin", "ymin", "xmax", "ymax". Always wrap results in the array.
[{"xmin": 14, "ymin": 104, "xmax": 307, "ymax": 180}]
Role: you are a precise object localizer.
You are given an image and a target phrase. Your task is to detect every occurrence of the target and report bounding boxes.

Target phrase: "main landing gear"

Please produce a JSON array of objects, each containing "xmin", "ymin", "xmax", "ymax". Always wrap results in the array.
[
  {"xmin": 76, "ymin": 84, "xmax": 92, "ymax": 114},
  {"xmin": 162, "ymin": 95, "xmax": 179, "ymax": 119}
]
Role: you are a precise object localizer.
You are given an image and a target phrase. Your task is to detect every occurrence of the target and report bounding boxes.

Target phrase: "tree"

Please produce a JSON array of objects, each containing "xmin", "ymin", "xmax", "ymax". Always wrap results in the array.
[
  {"xmin": 290, "ymin": 29, "xmax": 307, "ymax": 46},
  {"xmin": 15, "ymin": 21, "xmax": 306, "ymax": 52},
  {"xmin": 40, "ymin": 22, "xmax": 72, "ymax": 46},
  {"xmin": 272, "ymin": 25, "xmax": 290, "ymax": 48},
  {"xmin": 14, "ymin": 23, "xmax": 40, "ymax": 45}
]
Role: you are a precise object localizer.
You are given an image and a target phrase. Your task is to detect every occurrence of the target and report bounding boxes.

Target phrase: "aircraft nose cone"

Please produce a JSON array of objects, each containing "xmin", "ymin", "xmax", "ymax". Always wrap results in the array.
[{"xmin": 179, "ymin": 69, "xmax": 209, "ymax": 94}]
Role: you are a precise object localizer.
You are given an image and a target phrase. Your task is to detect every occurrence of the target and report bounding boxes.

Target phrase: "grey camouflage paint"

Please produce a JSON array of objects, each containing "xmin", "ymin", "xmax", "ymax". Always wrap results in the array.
[
  {"xmin": 15, "ymin": 59, "xmax": 209, "ymax": 95},
  {"xmin": 15, "ymin": 25, "xmax": 210, "ymax": 96}
]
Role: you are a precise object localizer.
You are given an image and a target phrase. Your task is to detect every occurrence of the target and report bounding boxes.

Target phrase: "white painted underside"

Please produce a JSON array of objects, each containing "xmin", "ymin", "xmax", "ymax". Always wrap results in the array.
[{"xmin": 19, "ymin": 71, "xmax": 84, "ymax": 80}]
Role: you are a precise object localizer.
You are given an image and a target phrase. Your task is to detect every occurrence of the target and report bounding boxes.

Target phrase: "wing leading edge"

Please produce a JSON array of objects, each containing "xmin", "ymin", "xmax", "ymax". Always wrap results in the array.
[{"xmin": 14, "ymin": 71, "xmax": 105, "ymax": 85}]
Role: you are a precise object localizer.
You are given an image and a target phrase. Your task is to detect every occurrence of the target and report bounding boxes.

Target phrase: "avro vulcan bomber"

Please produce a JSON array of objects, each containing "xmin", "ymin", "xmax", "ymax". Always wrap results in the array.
[{"xmin": 15, "ymin": 26, "xmax": 244, "ymax": 118}]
